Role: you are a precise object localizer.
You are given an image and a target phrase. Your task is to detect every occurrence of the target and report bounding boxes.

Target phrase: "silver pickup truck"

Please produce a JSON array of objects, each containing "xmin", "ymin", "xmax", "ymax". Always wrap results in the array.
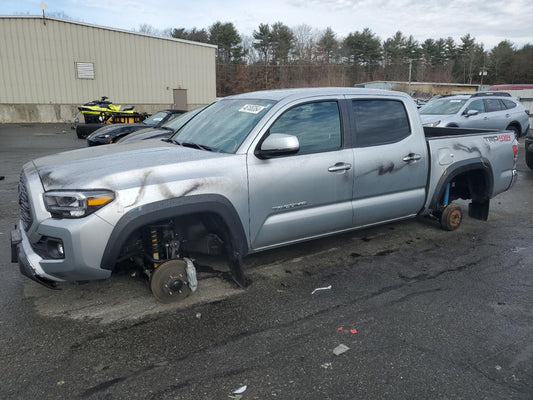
[{"xmin": 11, "ymin": 88, "xmax": 518, "ymax": 302}]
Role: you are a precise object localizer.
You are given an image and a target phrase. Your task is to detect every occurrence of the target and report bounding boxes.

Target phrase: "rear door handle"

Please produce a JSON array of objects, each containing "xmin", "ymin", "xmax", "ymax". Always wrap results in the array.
[
  {"xmin": 403, "ymin": 153, "xmax": 421, "ymax": 162},
  {"xmin": 328, "ymin": 162, "xmax": 352, "ymax": 172}
]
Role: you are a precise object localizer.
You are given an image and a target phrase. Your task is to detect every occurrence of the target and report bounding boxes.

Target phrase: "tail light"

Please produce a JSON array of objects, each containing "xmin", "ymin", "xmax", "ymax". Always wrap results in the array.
[{"xmin": 513, "ymin": 144, "xmax": 518, "ymax": 158}]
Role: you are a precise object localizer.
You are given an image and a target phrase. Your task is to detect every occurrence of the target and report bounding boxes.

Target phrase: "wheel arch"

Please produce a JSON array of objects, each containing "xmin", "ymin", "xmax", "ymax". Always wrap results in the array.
[
  {"xmin": 100, "ymin": 194, "xmax": 249, "ymax": 271},
  {"xmin": 429, "ymin": 158, "xmax": 494, "ymax": 220},
  {"xmin": 505, "ymin": 122, "xmax": 522, "ymax": 137}
]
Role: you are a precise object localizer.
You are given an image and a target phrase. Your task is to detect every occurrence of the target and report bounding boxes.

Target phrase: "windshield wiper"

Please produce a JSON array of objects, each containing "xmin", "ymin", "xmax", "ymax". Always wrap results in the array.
[{"xmin": 175, "ymin": 141, "xmax": 214, "ymax": 152}]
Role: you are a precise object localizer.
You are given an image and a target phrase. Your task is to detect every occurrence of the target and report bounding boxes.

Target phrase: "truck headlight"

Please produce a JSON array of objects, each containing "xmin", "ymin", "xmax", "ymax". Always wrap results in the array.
[
  {"xmin": 423, "ymin": 120, "xmax": 441, "ymax": 127},
  {"xmin": 44, "ymin": 190, "xmax": 115, "ymax": 218}
]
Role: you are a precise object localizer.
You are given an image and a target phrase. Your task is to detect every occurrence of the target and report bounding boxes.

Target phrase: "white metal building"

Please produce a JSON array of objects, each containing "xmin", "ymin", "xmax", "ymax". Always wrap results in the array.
[{"xmin": 0, "ymin": 16, "xmax": 217, "ymax": 123}]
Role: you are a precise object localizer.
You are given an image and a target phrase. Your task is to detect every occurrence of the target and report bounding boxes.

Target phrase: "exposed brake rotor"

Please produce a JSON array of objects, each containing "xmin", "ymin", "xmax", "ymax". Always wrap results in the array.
[{"xmin": 150, "ymin": 259, "xmax": 192, "ymax": 303}]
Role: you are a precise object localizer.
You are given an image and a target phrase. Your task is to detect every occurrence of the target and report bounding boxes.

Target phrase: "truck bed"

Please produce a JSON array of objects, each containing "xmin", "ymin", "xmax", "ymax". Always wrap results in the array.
[
  {"xmin": 423, "ymin": 126, "xmax": 517, "ymax": 216},
  {"xmin": 424, "ymin": 126, "xmax": 501, "ymax": 138}
]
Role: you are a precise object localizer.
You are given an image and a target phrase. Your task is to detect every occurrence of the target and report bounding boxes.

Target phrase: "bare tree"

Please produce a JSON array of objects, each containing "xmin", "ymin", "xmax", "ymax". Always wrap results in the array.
[
  {"xmin": 241, "ymin": 35, "xmax": 259, "ymax": 64},
  {"xmin": 136, "ymin": 24, "xmax": 172, "ymax": 37},
  {"xmin": 292, "ymin": 24, "xmax": 319, "ymax": 62}
]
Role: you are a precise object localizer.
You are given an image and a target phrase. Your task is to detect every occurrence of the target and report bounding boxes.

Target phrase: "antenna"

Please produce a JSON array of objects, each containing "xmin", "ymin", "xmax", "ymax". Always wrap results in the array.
[{"xmin": 40, "ymin": 2, "xmax": 47, "ymax": 25}]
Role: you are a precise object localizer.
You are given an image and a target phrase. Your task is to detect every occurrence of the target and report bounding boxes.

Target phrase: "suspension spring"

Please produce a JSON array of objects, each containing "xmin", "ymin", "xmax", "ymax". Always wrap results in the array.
[{"xmin": 151, "ymin": 228, "xmax": 160, "ymax": 268}]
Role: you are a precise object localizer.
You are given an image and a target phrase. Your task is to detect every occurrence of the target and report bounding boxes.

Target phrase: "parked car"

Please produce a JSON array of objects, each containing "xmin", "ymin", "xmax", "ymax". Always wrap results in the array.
[
  {"xmin": 526, "ymin": 128, "xmax": 533, "ymax": 170},
  {"xmin": 11, "ymin": 88, "xmax": 518, "ymax": 302},
  {"xmin": 117, "ymin": 107, "xmax": 205, "ymax": 144},
  {"xmin": 419, "ymin": 92, "xmax": 530, "ymax": 138},
  {"xmin": 86, "ymin": 109, "xmax": 186, "ymax": 146}
]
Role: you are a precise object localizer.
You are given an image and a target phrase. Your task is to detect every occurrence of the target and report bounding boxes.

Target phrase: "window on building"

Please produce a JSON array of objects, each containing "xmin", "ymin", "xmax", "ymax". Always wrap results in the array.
[{"xmin": 75, "ymin": 62, "xmax": 95, "ymax": 79}]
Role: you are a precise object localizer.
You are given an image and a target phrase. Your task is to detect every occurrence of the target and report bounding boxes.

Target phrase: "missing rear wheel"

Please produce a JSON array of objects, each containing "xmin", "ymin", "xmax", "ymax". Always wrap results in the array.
[{"xmin": 440, "ymin": 204, "xmax": 462, "ymax": 231}]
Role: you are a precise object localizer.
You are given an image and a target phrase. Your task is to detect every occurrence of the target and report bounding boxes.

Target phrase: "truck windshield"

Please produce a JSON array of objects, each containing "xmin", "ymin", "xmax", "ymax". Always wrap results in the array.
[
  {"xmin": 420, "ymin": 99, "xmax": 467, "ymax": 115},
  {"xmin": 171, "ymin": 99, "xmax": 275, "ymax": 153}
]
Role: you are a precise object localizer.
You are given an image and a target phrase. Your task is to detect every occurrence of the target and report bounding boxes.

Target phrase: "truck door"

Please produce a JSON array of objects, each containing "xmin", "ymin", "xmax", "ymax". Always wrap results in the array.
[
  {"xmin": 349, "ymin": 98, "xmax": 428, "ymax": 226},
  {"xmin": 247, "ymin": 99, "xmax": 354, "ymax": 250}
]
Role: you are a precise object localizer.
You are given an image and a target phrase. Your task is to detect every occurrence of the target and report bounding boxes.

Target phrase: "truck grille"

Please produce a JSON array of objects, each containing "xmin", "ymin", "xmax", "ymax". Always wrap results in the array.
[{"xmin": 19, "ymin": 174, "xmax": 33, "ymax": 231}]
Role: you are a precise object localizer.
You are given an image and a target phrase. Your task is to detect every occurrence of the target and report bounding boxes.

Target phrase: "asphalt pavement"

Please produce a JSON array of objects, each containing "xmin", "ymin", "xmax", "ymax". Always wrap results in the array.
[{"xmin": 0, "ymin": 124, "xmax": 532, "ymax": 399}]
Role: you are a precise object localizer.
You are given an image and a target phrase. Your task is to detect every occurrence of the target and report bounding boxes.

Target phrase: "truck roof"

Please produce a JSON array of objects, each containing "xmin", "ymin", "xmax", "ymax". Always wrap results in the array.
[{"xmin": 225, "ymin": 87, "xmax": 410, "ymax": 102}]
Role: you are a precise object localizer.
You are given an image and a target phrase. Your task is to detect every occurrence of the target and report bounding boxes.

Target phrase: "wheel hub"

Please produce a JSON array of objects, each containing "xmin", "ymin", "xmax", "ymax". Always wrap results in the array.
[
  {"xmin": 449, "ymin": 210, "xmax": 462, "ymax": 227},
  {"xmin": 167, "ymin": 278, "xmax": 184, "ymax": 292},
  {"xmin": 150, "ymin": 260, "xmax": 192, "ymax": 303}
]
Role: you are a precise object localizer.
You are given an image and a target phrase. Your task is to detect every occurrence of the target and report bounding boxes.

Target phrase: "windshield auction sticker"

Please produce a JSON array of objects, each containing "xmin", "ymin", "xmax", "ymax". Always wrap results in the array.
[{"xmin": 239, "ymin": 104, "xmax": 266, "ymax": 114}]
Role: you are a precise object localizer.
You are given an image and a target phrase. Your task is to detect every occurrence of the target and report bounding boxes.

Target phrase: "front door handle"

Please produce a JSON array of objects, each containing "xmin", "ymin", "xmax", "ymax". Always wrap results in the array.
[
  {"xmin": 328, "ymin": 162, "xmax": 352, "ymax": 172},
  {"xmin": 403, "ymin": 153, "xmax": 421, "ymax": 162}
]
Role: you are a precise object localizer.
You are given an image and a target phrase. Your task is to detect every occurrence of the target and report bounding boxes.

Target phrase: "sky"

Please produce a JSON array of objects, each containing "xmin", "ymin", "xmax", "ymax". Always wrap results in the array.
[{"xmin": 2, "ymin": 0, "xmax": 532, "ymax": 50}]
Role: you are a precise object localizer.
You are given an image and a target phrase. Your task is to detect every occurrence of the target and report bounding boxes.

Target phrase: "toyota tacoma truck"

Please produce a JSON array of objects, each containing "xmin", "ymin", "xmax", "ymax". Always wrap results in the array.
[{"xmin": 11, "ymin": 88, "xmax": 518, "ymax": 302}]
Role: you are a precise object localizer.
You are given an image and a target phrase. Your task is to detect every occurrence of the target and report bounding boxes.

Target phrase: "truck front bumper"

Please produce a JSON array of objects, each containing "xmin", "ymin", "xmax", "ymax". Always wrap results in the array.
[
  {"xmin": 11, "ymin": 223, "xmax": 62, "ymax": 289},
  {"xmin": 11, "ymin": 218, "xmax": 113, "ymax": 289}
]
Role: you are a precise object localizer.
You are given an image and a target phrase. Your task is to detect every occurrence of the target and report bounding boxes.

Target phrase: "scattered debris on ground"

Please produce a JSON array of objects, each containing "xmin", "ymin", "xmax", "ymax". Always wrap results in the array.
[
  {"xmin": 337, "ymin": 326, "xmax": 358, "ymax": 334},
  {"xmin": 333, "ymin": 344, "xmax": 350, "ymax": 356},
  {"xmin": 311, "ymin": 285, "xmax": 332, "ymax": 295},
  {"xmin": 229, "ymin": 385, "xmax": 247, "ymax": 399}
]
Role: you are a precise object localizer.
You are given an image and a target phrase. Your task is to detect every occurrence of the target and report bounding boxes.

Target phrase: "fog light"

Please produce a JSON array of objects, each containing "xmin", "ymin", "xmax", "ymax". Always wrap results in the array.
[
  {"xmin": 33, "ymin": 236, "xmax": 65, "ymax": 260},
  {"xmin": 57, "ymin": 243, "xmax": 64, "ymax": 257},
  {"xmin": 45, "ymin": 238, "xmax": 65, "ymax": 259}
]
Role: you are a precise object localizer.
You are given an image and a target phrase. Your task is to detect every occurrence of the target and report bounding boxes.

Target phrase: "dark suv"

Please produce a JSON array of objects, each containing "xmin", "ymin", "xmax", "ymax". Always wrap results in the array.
[{"xmin": 526, "ymin": 128, "xmax": 533, "ymax": 170}]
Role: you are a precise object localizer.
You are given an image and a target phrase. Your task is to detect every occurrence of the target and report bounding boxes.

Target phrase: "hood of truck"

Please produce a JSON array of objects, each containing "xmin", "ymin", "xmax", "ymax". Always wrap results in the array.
[{"xmin": 33, "ymin": 140, "xmax": 232, "ymax": 191}]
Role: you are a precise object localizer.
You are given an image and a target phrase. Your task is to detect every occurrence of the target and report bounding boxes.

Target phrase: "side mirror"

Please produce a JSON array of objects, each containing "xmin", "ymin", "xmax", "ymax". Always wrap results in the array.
[
  {"xmin": 256, "ymin": 134, "xmax": 299, "ymax": 159},
  {"xmin": 465, "ymin": 109, "xmax": 479, "ymax": 117}
]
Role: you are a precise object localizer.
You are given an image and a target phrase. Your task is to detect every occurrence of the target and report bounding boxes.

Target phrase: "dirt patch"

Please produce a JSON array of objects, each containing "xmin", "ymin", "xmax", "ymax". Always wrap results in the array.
[{"xmin": 24, "ymin": 274, "xmax": 244, "ymax": 324}]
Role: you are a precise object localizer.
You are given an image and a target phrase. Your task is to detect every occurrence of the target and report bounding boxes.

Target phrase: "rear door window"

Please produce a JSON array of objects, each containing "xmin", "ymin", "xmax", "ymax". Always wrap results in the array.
[
  {"xmin": 502, "ymin": 99, "xmax": 517, "ymax": 109},
  {"xmin": 485, "ymin": 99, "xmax": 504, "ymax": 112},
  {"xmin": 352, "ymin": 100, "xmax": 411, "ymax": 147}
]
